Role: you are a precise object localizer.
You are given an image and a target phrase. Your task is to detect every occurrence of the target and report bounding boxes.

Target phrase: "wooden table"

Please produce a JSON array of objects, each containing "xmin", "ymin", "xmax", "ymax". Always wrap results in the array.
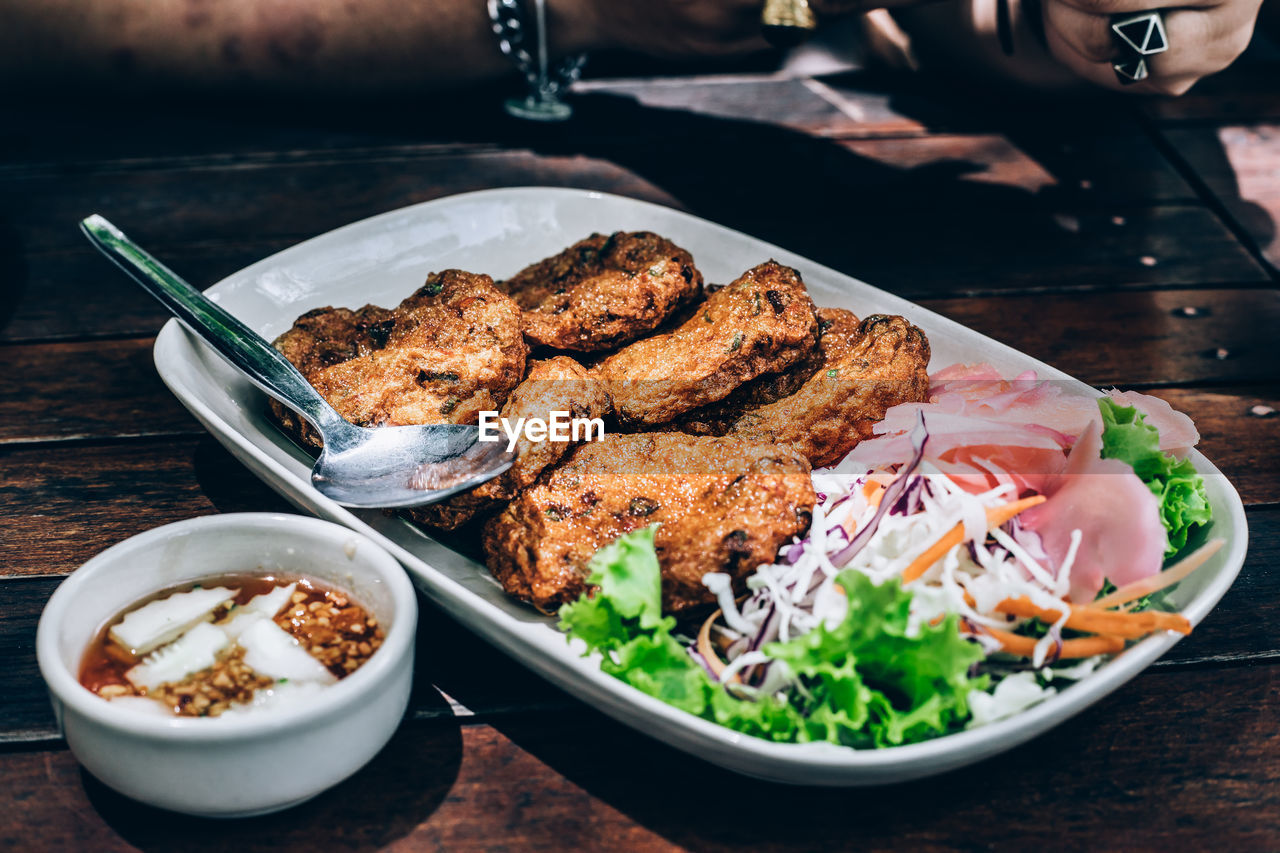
[{"xmin": 2, "ymin": 53, "xmax": 1278, "ymax": 850}]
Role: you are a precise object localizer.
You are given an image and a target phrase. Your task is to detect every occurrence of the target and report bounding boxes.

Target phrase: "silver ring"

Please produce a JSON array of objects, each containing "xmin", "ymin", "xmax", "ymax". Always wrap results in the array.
[{"xmin": 1111, "ymin": 11, "xmax": 1169, "ymax": 85}]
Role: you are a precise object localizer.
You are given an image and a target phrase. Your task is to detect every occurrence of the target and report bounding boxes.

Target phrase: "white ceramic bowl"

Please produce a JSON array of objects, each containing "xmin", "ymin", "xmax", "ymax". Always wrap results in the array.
[{"xmin": 36, "ymin": 512, "xmax": 417, "ymax": 818}]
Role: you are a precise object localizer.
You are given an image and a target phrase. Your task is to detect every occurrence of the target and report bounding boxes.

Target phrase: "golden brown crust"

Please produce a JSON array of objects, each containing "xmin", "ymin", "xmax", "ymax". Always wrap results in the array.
[
  {"xmin": 269, "ymin": 269, "xmax": 527, "ymax": 450},
  {"xmin": 596, "ymin": 261, "xmax": 820, "ymax": 426},
  {"xmin": 404, "ymin": 356, "xmax": 612, "ymax": 531},
  {"xmin": 669, "ymin": 310, "xmax": 849, "ymax": 436},
  {"xmin": 726, "ymin": 312, "xmax": 931, "ymax": 468},
  {"xmin": 500, "ymin": 231, "xmax": 703, "ymax": 352},
  {"xmin": 482, "ymin": 433, "xmax": 815, "ymax": 613},
  {"xmin": 266, "ymin": 239, "xmax": 928, "ymax": 620},
  {"xmin": 273, "ymin": 305, "xmax": 397, "ymax": 378}
]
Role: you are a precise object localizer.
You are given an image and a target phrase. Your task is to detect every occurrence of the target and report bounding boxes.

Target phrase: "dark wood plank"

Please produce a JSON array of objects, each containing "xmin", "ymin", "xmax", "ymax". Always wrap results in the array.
[
  {"xmin": 772, "ymin": 203, "xmax": 1265, "ymax": 296},
  {"xmin": 0, "ymin": 199, "xmax": 1259, "ymax": 348},
  {"xmin": 0, "ymin": 115, "xmax": 507, "ymax": 178},
  {"xmin": 0, "ymin": 339, "xmax": 199, "ymax": 443},
  {"xmin": 1155, "ymin": 506, "xmax": 1280, "ymax": 669},
  {"xmin": 0, "ymin": 76, "xmax": 590, "ymax": 174},
  {"xmin": 1152, "ymin": 387, "xmax": 1280, "ymax": 509},
  {"xmin": 1161, "ymin": 122, "xmax": 1280, "ymax": 273},
  {"xmin": 0, "ymin": 437, "xmax": 292, "ymax": 578},
  {"xmin": 919, "ymin": 288, "xmax": 1280, "ymax": 388},
  {"xmin": 1, "ymin": 124, "xmax": 1268, "ymax": 310},
  {"xmin": 838, "ymin": 128, "xmax": 1195, "ymax": 205},
  {"xmin": 3, "ymin": 508, "xmax": 1274, "ymax": 745},
  {"xmin": 0, "ymin": 242, "xmax": 294, "ymax": 344},
  {"xmin": 6, "ymin": 228, "xmax": 1272, "ymax": 350},
  {"xmin": 0, "ymin": 75, "xmax": 919, "ymax": 177},
  {"xmin": 0, "ymin": 150, "xmax": 681, "ymax": 255},
  {"xmin": 0, "ymin": 661, "xmax": 1275, "ymax": 850},
  {"xmin": 1, "ymin": 290, "xmax": 1275, "ymax": 444}
]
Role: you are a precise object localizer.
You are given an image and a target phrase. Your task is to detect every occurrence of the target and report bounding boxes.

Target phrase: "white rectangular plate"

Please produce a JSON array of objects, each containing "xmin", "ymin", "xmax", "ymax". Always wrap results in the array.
[{"xmin": 153, "ymin": 187, "xmax": 1248, "ymax": 785}]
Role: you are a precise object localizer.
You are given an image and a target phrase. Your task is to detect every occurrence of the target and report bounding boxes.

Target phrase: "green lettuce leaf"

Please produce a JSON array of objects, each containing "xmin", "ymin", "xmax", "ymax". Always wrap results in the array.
[
  {"xmin": 558, "ymin": 524, "xmax": 668, "ymax": 653},
  {"xmin": 765, "ymin": 571, "xmax": 986, "ymax": 748},
  {"xmin": 558, "ymin": 525, "xmax": 799, "ymax": 737},
  {"xmin": 1098, "ymin": 398, "xmax": 1212, "ymax": 555},
  {"xmin": 559, "ymin": 528, "xmax": 987, "ymax": 749}
]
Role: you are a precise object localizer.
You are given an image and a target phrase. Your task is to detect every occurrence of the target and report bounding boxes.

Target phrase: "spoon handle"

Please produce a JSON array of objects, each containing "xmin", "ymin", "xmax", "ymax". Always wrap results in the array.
[{"xmin": 80, "ymin": 214, "xmax": 347, "ymax": 434}]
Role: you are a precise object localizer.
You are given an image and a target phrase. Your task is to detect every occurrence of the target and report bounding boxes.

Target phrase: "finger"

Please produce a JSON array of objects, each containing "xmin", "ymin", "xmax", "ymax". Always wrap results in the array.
[
  {"xmin": 1049, "ymin": 8, "xmax": 1250, "ymax": 94},
  {"xmin": 1042, "ymin": 0, "xmax": 1119, "ymax": 63},
  {"xmin": 1044, "ymin": 12, "xmax": 1130, "ymax": 87},
  {"xmin": 1057, "ymin": 50, "xmax": 1201, "ymax": 94},
  {"xmin": 1142, "ymin": 8, "xmax": 1257, "ymax": 79}
]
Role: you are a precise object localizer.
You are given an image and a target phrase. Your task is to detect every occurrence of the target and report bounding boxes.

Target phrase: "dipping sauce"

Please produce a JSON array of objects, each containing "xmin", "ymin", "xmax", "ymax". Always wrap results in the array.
[{"xmin": 80, "ymin": 573, "xmax": 384, "ymax": 718}]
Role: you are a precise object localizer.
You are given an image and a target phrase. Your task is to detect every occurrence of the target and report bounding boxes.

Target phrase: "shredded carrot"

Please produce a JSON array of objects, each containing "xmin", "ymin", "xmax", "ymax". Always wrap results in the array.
[
  {"xmin": 696, "ymin": 609, "xmax": 731, "ymax": 680},
  {"xmin": 900, "ymin": 495, "xmax": 1047, "ymax": 584},
  {"xmin": 979, "ymin": 625, "xmax": 1126, "ymax": 659},
  {"xmin": 1090, "ymin": 539, "xmax": 1226, "ymax": 610},
  {"xmin": 993, "ymin": 596, "xmax": 1191, "ymax": 638},
  {"xmin": 865, "ymin": 481, "xmax": 886, "ymax": 509}
]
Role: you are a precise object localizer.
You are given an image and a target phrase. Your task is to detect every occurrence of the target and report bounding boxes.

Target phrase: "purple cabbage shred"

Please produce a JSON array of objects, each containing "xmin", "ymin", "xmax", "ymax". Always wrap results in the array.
[
  {"xmin": 889, "ymin": 475, "xmax": 925, "ymax": 516},
  {"xmin": 829, "ymin": 412, "xmax": 929, "ymax": 567}
]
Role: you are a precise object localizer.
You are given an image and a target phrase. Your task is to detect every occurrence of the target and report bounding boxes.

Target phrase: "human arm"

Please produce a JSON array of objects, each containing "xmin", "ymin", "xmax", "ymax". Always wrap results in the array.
[{"xmin": 0, "ymin": 0, "xmax": 791, "ymax": 96}]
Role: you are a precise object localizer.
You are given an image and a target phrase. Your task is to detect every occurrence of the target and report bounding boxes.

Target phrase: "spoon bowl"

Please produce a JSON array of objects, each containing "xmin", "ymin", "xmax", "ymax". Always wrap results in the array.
[
  {"xmin": 81, "ymin": 214, "xmax": 515, "ymax": 508},
  {"xmin": 312, "ymin": 420, "xmax": 515, "ymax": 507}
]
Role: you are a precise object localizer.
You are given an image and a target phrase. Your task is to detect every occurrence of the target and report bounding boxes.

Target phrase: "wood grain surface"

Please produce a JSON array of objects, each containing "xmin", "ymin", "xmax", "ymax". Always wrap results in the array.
[
  {"xmin": 0, "ymin": 662, "xmax": 1276, "ymax": 851},
  {"xmin": 1161, "ymin": 123, "xmax": 1280, "ymax": 272},
  {"xmin": 1, "ymin": 45, "xmax": 1278, "ymax": 852}
]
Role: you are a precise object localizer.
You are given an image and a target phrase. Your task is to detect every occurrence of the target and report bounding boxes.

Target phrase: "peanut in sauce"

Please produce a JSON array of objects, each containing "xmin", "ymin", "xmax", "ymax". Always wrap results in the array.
[{"xmin": 79, "ymin": 573, "xmax": 385, "ymax": 717}]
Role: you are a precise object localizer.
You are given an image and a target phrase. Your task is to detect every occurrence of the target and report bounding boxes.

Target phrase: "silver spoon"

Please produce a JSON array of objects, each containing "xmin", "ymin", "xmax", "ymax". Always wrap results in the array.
[{"xmin": 81, "ymin": 214, "xmax": 515, "ymax": 508}]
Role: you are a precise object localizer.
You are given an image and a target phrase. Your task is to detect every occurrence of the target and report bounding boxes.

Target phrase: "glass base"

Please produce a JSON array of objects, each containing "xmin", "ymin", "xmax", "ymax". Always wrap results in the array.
[{"xmin": 504, "ymin": 95, "xmax": 573, "ymax": 122}]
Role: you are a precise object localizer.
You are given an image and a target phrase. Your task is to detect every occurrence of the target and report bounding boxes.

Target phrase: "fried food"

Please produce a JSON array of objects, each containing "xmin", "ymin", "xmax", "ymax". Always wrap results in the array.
[
  {"xmin": 483, "ymin": 433, "xmax": 816, "ymax": 613},
  {"xmin": 273, "ymin": 304, "xmax": 396, "ymax": 378},
  {"xmin": 270, "ymin": 269, "xmax": 527, "ymax": 449},
  {"xmin": 706, "ymin": 311, "xmax": 931, "ymax": 468},
  {"xmin": 405, "ymin": 356, "xmax": 612, "ymax": 530},
  {"xmin": 596, "ymin": 260, "xmax": 820, "ymax": 426},
  {"xmin": 267, "ymin": 238, "xmax": 929, "ymax": 621},
  {"xmin": 500, "ymin": 231, "xmax": 703, "ymax": 352},
  {"xmin": 670, "ymin": 317, "xmax": 836, "ymax": 437}
]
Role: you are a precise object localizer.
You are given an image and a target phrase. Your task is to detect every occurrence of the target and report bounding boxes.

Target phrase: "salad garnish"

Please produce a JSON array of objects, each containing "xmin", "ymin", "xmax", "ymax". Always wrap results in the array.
[
  {"xmin": 559, "ymin": 365, "xmax": 1227, "ymax": 748},
  {"xmin": 1098, "ymin": 397, "xmax": 1213, "ymax": 555}
]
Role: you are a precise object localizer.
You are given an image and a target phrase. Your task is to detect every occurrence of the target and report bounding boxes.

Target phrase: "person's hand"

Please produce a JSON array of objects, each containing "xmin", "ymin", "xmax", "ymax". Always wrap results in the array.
[{"xmin": 1041, "ymin": 0, "xmax": 1263, "ymax": 94}]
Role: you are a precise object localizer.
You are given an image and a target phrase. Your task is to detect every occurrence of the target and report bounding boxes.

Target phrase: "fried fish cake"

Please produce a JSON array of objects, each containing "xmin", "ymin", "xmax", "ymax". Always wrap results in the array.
[
  {"xmin": 721, "ymin": 311, "xmax": 930, "ymax": 468},
  {"xmin": 483, "ymin": 433, "xmax": 815, "ymax": 613},
  {"xmin": 404, "ymin": 356, "xmax": 612, "ymax": 530},
  {"xmin": 500, "ymin": 231, "xmax": 703, "ymax": 352},
  {"xmin": 273, "ymin": 304, "xmax": 396, "ymax": 378},
  {"xmin": 596, "ymin": 261, "xmax": 820, "ymax": 426},
  {"xmin": 270, "ymin": 269, "xmax": 527, "ymax": 450},
  {"xmin": 669, "ymin": 317, "xmax": 837, "ymax": 437}
]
